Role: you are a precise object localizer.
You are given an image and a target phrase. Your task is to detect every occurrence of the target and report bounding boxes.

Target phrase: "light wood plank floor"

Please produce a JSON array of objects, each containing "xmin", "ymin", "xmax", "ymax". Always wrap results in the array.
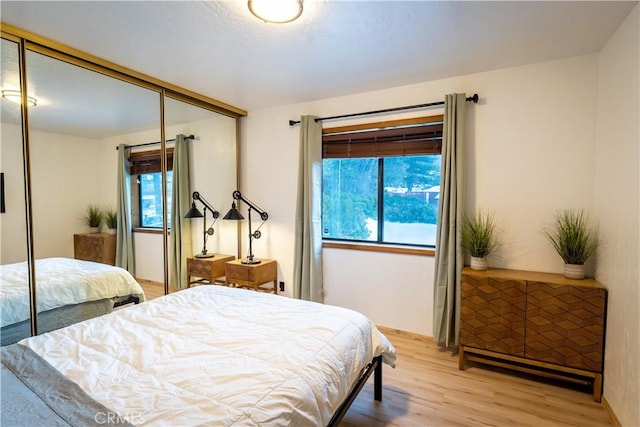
[
  {"xmin": 342, "ymin": 327, "xmax": 612, "ymax": 427},
  {"xmin": 136, "ymin": 278, "xmax": 166, "ymax": 300},
  {"xmin": 134, "ymin": 281, "xmax": 612, "ymax": 426}
]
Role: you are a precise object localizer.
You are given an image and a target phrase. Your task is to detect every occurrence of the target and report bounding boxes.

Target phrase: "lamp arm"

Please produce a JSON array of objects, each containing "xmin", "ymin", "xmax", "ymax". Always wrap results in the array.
[
  {"xmin": 192, "ymin": 191, "xmax": 220, "ymax": 218},
  {"xmin": 232, "ymin": 190, "xmax": 268, "ymax": 220}
]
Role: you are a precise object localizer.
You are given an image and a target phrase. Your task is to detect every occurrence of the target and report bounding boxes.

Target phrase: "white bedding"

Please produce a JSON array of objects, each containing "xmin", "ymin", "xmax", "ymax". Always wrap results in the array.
[
  {"xmin": 20, "ymin": 285, "xmax": 396, "ymax": 426},
  {"xmin": 1, "ymin": 257, "xmax": 145, "ymax": 327}
]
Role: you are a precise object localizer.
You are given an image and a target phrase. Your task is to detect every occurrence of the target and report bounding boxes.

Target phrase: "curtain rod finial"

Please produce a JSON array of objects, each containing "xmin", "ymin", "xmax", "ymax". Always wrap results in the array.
[
  {"xmin": 289, "ymin": 120, "xmax": 300, "ymax": 126},
  {"xmin": 467, "ymin": 94, "xmax": 479, "ymax": 103}
]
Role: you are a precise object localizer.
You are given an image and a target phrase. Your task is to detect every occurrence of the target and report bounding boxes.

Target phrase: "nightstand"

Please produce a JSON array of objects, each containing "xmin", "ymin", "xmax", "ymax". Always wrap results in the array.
[
  {"xmin": 187, "ymin": 254, "xmax": 235, "ymax": 288},
  {"xmin": 225, "ymin": 258, "xmax": 277, "ymax": 294}
]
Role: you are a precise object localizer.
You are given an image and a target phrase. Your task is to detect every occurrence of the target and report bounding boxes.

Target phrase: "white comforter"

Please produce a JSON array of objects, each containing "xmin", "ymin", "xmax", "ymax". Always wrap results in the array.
[
  {"xmin": 20, "ymin": 285, "xmax": 396, "ymax": 426},
  {"xmin": 1, "ymin": 257, "xmax": 145, "ymax": 327}
]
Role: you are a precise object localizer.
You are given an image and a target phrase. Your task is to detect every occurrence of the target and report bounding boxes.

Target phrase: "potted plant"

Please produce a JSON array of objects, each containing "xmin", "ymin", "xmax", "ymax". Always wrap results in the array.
[
  {"xmin": 85, "ymin": 204, "xmax": 104, "ymax": 233},
  {"xmin": 543, "ymin": 209, "xmax": 599, "ymax": 280},
  {"xmin": 461, "ymin": 210, "xmax": 497, "ymax": 270},
  {"xmin": 105, "ymin": 208, "xmax": 117, "ymax": 235}
]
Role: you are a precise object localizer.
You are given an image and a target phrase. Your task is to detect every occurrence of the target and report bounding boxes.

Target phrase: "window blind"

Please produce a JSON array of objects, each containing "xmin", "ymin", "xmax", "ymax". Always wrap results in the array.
[
  {"xmin": 129, "ymin": 148, "xmax": 173, "ymax": 175},
  {"xmin": 322, "ymin": 120, "xmax": 443, "ymax": 159}
]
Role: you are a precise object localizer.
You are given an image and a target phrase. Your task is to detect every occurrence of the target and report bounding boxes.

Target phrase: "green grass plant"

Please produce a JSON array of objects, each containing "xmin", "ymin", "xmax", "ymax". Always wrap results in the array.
[
  {"xmin": 461, "ymin": 210, "xmax": 497, "ymax": 258},
  {"xmin": 544, "ymin": 209, "xmax": 598, "ymax": 265},
  {"xmin": 104, "ymin": 208, "xmax": 117, "ymax": 229},
  {"xmin": 85, "ymin": 204, "xmax": 104, "ymax": 228}
]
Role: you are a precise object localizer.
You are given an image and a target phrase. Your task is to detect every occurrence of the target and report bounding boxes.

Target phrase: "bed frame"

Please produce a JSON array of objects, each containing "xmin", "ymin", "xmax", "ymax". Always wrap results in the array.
[{"xmin": 328, "ymin": 355, "xmax": 383, "ymax": 426}]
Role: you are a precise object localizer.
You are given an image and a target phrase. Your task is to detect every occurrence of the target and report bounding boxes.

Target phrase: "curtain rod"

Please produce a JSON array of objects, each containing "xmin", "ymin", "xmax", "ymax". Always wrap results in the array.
[
  {"xmin": 115, "ymin": 134, "xmax": 195, "ymax": 150},
  {"xmin": 288, "ymin": 94, "xmax": 479, "ymax": 126}
]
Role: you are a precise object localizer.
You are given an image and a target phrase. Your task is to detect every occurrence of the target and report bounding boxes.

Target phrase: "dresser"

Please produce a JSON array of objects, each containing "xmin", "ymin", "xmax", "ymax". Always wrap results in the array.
[
  {"xmin": 73, "ymin": 233, "xmax": 116, "ymax": 265},
  {"xmin": 459, "ymin": 268, "xmax": 607, "ymax": 401}
]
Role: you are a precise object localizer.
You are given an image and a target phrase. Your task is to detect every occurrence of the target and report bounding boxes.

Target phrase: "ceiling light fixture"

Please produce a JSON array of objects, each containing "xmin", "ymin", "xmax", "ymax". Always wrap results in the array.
[
  {"xmin": 248, "ymin": 0, "xmax": 303, "ymax": 24},
  {"xmin": 1, "ymin": 89, "xmax": 37, "ymax": 107}
]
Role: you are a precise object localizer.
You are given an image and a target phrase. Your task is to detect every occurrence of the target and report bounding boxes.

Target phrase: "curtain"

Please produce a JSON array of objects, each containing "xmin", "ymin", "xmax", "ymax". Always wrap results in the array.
[
  {"xmin": 116, "ymin": 144, "xmax": 135, "ymax": 275},
  {"xmin": 293, "ymin": 116, "xmax": 324, "ymax": 302},
  {"xmin": 169, "ymin": 135, "xmax": 193, "ymax": 290},
  {"xmin": 433, "ymin": 93, "xmax": 467, "ymax": 348}
]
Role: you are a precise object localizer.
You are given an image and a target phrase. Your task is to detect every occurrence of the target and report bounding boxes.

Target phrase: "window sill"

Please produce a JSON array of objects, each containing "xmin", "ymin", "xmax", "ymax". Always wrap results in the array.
[
  {"xmin": 322, "ymin": 241, "xmax": 435, "ymax": 257},
  {"xmin": 133, "ymin": 227, "xmax": 170, "ymax": 235}
]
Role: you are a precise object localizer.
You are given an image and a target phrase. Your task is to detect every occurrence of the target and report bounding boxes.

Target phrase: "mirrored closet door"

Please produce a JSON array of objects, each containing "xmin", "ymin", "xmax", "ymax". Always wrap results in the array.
[
  {"xmin": 0, "ymin": 37, "xmax": 31, "ymax": 344},
  {"xmin": 1, "ymin": 26, "xmax": 242, "ymax": 339},
  {"xmin": 25, "ymin": 48, "xmax": 163, "ymax": 331},
  {"xmin": 164, "ymin": 97, "xmax": 239, "ymax": 293}
]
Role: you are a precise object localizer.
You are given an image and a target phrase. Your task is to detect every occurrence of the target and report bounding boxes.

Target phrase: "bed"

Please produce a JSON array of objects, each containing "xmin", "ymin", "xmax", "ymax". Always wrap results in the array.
[
  {"xmin": 1, "ymin": 285, "xmax": 396, "ymax": 426},
  {"xmin": 1, "ymin": 257, "xmax": 145, "ymax": 346}
]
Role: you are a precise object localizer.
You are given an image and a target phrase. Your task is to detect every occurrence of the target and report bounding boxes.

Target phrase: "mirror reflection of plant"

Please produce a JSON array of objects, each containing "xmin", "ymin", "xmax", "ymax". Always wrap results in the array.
[
  {"xmin": 461, "ymin": 210, "xmax": 497, "ymax": 258},
  {"xmin": 544, "ymin": 209, "xmax": 599, "ymax": 265},
  {"xmin": 105, "ymin": 208, "xmax": 117, "ymax": 229},
  {"xmin": 85, "ymin": 204, "xmax": 104, "ymax": 228}
]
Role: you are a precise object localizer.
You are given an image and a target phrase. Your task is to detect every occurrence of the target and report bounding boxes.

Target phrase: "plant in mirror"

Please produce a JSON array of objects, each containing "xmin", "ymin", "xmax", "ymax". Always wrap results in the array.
[
  {"xmin": 104, "ymin": 208, "xmax": 117, "ymax": 234},
  {"xmin": 85, "ymin": 204, "xmax": 104, "ymax": 233}
]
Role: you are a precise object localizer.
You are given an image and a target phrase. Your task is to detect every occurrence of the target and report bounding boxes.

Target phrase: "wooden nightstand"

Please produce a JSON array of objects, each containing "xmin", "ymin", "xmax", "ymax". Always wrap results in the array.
[
  {"xmin": 225, "ymin": 258, "xmax": 277, "ymax": 294},
  {"xmin": 187, "ymin": 254, "xmax": 235, "ymax": 288}
]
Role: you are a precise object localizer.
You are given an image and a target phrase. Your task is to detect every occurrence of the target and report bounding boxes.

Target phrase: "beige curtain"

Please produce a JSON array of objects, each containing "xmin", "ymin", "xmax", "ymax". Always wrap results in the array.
[
  {"xmin": 116, "ymin": 144, "xmax": 135, "ymax": 275},
  {"xmin": 433, "ymin": 93, "xmax": 466, "ymax": 348},
  {"xmin": 293, "ymin": 116, "xmax": 324, "ymax": 302},
  {"xmin": 169, "ymin": 135, "xmax": 193, "ymax": 289}
]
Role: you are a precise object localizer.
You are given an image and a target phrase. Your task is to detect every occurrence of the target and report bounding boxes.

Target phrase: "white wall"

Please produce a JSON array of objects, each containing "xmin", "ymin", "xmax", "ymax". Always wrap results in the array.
[
  {"xmin": 0, "ymin": 122, "xmax": 28, "ymax": 264},
  {"xmin": 241, "ymin": 53, "xmax": 599, "ymax": 336},
  {"xmin": 0, "ymin": 124, "xmax": 110, "ymax": 261},
  {"xmin": 593, "ymin": 5, "xmax": 639, "ymax": 426}
]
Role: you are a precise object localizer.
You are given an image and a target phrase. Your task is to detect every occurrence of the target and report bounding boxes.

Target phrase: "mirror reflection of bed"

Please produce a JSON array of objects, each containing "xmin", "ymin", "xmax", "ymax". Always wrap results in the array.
[
  {"xmin": 0, "ymin": 38, "xmax": 238, "ymax": 342},
  {"xmin": 0, "ymin": 258, "xmax": 145, "ymax": 345}
]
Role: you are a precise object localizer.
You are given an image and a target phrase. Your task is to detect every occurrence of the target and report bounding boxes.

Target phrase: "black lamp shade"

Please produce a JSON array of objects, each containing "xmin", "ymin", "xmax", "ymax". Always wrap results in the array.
[
  {"xmin": 223, "ymin": 202, "xmax": 244, "ymax": 220},
  {"xmin": 184, "ymin": 202, "xmax": 204, "ymax": 218}
]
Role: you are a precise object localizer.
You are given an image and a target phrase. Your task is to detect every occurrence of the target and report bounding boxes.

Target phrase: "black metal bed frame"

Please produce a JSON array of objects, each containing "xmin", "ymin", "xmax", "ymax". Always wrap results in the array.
[{"xmin": 327, "ymin": 355, "xmax": 383, "ymax": 426}]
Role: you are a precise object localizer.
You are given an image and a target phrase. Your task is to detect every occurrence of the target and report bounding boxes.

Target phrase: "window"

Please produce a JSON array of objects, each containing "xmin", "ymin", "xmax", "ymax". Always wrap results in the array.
[
  {"xmin": 139, "ymin": 171, "xmax": 172, "ymax": 228},
  {"xmin": 129, "ymin": 148, "xmax": 173, "ymax": 229},
  {"xmin": 322, "ymin": 116, "xmax": 442, "ymax": 247}
]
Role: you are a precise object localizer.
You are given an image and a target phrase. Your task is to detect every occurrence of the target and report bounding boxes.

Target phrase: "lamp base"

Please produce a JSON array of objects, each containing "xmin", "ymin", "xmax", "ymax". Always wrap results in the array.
[
  {"xmin": 195, "ymin": 253, "xmax": 215, "ymax": 259},
  {"xmin": 241, "ymin": 258, "xmax": 261, "ymax": 265}
]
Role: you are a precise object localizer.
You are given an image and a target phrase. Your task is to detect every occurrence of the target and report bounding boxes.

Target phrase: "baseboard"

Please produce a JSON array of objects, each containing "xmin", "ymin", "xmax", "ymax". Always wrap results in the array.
[
  {"xmin": 376, "ymin": 326, "xmax": 433, "ymax": 343},
  {"xmin": 602, "ymin": 396, "xmax": 622, "ymax": 427}
]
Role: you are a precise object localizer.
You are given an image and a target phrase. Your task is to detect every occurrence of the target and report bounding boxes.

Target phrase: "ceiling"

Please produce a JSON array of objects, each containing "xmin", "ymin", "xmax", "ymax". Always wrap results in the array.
[{"xmin": 0, "ymin": 1, "xmax": 637, "ymax": 135}]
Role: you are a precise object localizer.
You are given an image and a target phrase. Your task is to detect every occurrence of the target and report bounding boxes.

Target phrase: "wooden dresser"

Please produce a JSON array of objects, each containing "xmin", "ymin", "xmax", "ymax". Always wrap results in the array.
[
  {"xmin": 73, "ymin": 233, "xmax": 116, "ymax": 265},
  {"xmin": 459, "ymin": 267, "xmax": 607, "ymax": 401}
]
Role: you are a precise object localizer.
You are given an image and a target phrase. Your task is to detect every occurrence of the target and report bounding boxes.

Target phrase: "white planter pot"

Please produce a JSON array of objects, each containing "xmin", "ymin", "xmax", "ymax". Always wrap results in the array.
[
  {"xmin": 107, "ymin": 228, "xmax": 116, "ymax": 235},
  {"xmin": 564, "ymin": 263, "xmax": 585, "ymax": 280},
  {"xmin": 470, "ymin": 256, "xmax": 488, "ymax": 271},
  {"xmin": 89, "ymin": 227, "xmax": 100, "ymax": 234}
]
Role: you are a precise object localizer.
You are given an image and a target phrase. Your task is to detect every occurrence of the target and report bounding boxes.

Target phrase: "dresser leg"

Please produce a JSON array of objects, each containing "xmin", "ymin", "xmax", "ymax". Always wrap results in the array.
[
  {"xmin": 593, "ymin": 373, "xmax": 602, "ymax": 402},
  {"xmin": 458, "ymin": 345, "xmax": 466, "ymax": 370}
]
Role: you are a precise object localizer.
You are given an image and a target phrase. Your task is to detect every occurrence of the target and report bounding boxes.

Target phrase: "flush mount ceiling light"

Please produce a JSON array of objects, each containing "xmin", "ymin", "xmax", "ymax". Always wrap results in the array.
[
  {"xmin": 248, "ymin": 0, "xmax": 303, "ymax": 24},
  {"xmin": 1, "ymin": 89, "xmax": 37, "ymax": 107}
]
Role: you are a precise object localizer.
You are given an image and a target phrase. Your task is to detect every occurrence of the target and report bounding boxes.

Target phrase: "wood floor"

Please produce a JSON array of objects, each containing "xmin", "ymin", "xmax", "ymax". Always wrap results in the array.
[
  {"xmin": 136, "ymin": 278, "xmax": 166, "ymax": 300},
  {"xmin": 342, "ymin": 327, "xmax": 612, "ymax": 427},
  {"xmin": 135, "ymin": 280, "xmax": 612, "ymax": 426}
]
